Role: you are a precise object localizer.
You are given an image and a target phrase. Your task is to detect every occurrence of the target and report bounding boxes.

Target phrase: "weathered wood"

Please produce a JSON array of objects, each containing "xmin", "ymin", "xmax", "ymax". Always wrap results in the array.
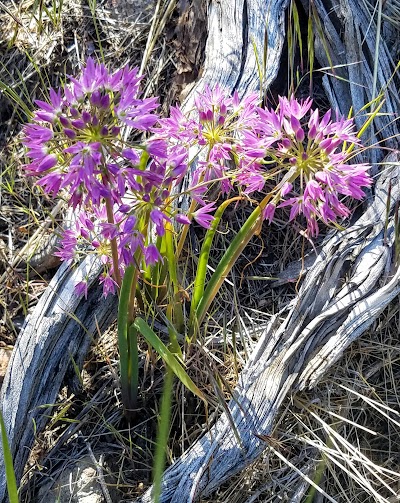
[
  {"xmin": 300, "ymin": 0, "xmax": 400, "ymax": 166},
  {"xmin": 136, "ymin": 155, "xmax": 400, "ymax": 503},
  {"xmin": 181, "ymin": 0, "xmax": 289, "ymax": 102},
  {"xmin": 0, "ymin": 257, "xmax": 118, "ymax": 501}
]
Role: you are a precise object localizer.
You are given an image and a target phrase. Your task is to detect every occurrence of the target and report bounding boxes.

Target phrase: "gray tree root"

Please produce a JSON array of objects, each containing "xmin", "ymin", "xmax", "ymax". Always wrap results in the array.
[
  {"xmin": 0, "ymin": 257, "xmax": 118, "ymax": 502},
  {"xmin": 137, "ymin": 156, "xmax": 400, "ymax": 503}
]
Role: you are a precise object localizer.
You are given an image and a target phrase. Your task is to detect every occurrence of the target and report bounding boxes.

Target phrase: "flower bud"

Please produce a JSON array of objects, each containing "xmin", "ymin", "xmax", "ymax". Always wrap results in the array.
[
  {"xmin": 64, "ymin": 128, "xmax": 76, "ymax": 139},
  {"xmin": 82, "ymin": 111, "xmax": 91, "ymax": 123},
  {"xmin": 59, "ymin": 115, "xmax": 70, "ymax": 127},
  {"xmin": 71, "ymin": 119, "xmax": 85, "ymax": 129},
  {"xmin": 100, "ymin": 94, "xmax": 110, "ymax": 109},
  {"xmin": 90, "ymin": 90, "xmax": 102, "ymax": 107}
]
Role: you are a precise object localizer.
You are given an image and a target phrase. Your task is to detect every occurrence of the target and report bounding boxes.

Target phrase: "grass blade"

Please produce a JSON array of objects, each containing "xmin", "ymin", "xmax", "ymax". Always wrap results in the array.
[{"xmin": 0, "ymin": 411, "xmax": 19, "ymax": 503}]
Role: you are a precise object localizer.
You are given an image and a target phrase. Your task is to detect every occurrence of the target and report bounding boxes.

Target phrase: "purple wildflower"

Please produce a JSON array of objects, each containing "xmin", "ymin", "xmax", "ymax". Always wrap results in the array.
[
  {"xmin": 144, "ymin": 244, "xmax": 163, "ymax": 266},
  {"xmin": 152, "ymin": 83, "xmax": 260, "ymax": 198},
  {"xmin": 75, "ymin": 280, "xmax": 89, "ymax": 299},
  {"xmin": 239, "ymin": 95, "xmax": 371, "ymax": 235},
  {"xmin": 23, "ymin": 57, "xmax": 159, "ymax": 207},
  {"xmin": 99, "ymin": 272, "xmax": 118, "ymax": 297},
  {"xmin": 191, "ymin": 202, "xmax": 216, "ymax": 229}
]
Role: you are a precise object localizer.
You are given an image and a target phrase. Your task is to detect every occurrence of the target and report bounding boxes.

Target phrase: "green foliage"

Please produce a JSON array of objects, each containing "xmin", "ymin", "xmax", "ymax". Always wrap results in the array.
[
  {"xmin": 190, "ymin": 194, "xmax": 272, "ymax": 335},
  {"xmin": 0, "ymin": 411, "xmax": 19, "ymax": 503},
  {"xmin": 133, "ymin": 317, "xmax": 204, "ymax": 401},
  {"xmin": 189, "ymin": 196, "xmax": 244, "ymax": 336},
  {"xmin": 118, "ymin": 264, "xmax": 139, "ymax": 414},
  {"xmin": 32, "ymin": 0, "xmax": 64, "ymax": 31},
  {"xmin": 152, "ymin": 367, "xmax": 174, "ymax": 503},
  {"xmin": 87, "ymin": 0, "xmax": 105, "ymax": 62}
]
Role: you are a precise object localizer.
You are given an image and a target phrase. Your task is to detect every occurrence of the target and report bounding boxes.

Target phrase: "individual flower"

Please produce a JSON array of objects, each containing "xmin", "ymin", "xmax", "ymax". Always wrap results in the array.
[
  {"xmin": 144, "ymin": 244, "xmax": 163, "ymax": 266},
  {"xmin": 99, "ymin": 272, "xmax": 119, "ymax": 297},
  {"xmin": 75, "ymin": 280, "xmax": 89, "ymax": 299},
  {"xmin": 191, "ymin": 202, "xmax": 216, "ymax": 229}
]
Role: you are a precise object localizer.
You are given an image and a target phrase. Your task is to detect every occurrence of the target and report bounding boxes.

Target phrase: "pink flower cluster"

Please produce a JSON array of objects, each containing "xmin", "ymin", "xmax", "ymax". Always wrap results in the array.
[
  {"xmin": 23, "ymin": 59, "xmax": 218, "ymax": 294},
  {"xmin": 237, "ymin": 96, "xmax": 371, "ymax": 236},
  {"xmin": 23, "ymin": 59, "xmax": 159, "ymax": 207},
  {"xmin": 23, "ymin": 58, "xmax": 372, "ymax": 296}
]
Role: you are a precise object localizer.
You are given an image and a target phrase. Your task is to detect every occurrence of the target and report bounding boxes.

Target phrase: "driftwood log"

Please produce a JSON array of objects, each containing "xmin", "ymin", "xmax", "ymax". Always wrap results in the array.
[{"xmin": 0, "ymin": 0, "xmax": 399, "ymax": 502}]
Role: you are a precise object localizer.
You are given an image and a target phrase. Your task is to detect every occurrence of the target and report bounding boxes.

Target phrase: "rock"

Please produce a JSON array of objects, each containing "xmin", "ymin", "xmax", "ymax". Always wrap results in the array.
[{"xmin": 37, "ymin": 456, "xmax": 113, "ymax": 503}]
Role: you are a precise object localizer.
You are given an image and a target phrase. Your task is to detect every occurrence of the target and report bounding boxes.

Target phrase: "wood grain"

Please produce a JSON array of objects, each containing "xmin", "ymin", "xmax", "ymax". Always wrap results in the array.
[{"xmin": 0, "ymin": 257, "xmax": 118, "ymax": 501}]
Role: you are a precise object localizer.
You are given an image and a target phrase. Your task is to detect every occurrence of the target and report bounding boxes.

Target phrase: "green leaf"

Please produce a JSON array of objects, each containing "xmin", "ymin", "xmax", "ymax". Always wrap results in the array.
[
  {"xmin": 192, "ymin": 201, "xmax": 265, "ymax": 332},
  {"xmin": 164, "ymin": 223, "xmax": 184, "ymax": 342},
  {"xmin": 118, "ymin": 264, "xmax": 138, "ymax": 411},
  {"xmin": 133, "ymin": 318, "xmax": 204, "ymax": 401},
  {"xmin": 0, "ymin": 411, "xmax": 19, "ymax": 503},
  {"xmin": 128, "ymin": 323, "xmax": 139, "ymax": 410},
  {"xmin": 307, "ymin": 15, "xmax": 314, "ymax": 93},
  {"xmin": 190, "ymin": 196, "xmax": 244, "ymax": 327}
]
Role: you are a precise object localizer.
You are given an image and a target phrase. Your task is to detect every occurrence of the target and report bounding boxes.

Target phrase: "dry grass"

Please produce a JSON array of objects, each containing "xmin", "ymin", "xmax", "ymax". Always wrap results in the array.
[
  {"xmin": 199, "ymin": 300, "xmax": 400, "ymax": 503},
  {"xmin": 0, "ymin": 0, "xmax": 399, "ymax": 502}
]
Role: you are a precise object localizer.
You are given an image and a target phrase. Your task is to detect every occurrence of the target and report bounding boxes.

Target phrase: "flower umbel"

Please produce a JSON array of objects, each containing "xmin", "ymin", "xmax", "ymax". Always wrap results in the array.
[
  {"xmin": 23, "ymin": 57, "xmax": 159, "ymax": 208},
  {"xmin": 240, "ymin": 96, "xmax": 371, "ymax": 236}
]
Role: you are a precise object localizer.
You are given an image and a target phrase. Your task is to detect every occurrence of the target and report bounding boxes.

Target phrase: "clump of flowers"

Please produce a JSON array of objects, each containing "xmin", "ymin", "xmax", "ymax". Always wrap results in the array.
[
  {"xmin": 22, "ymin": 62, "xmax": 374, "ymax": 419},
  {"xmin": 23, "ymin": 58, "xmax": 160, "ymax": 207},
  {"xmin": 23, "ymin": 59, "xmax": 217, "ymax": 295},
  {"xmin": 152, "ymin": 84, "xmax": 260, "ymax": 196},
  {"xmin": 23, "ymin": 58, "xmax": 372, "ymax": 296}
]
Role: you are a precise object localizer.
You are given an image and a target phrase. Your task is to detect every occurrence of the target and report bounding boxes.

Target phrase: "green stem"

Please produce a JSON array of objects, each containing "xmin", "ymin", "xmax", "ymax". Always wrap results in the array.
[
  {"xmin": 128, "ymin": 322, "xmax": 139, "ymax": 410},
  {"xmin": 118, "ymin": 264, "xmax": 138, "ymax": 416},
  {"xmin": 176, "ymin": 197, "xmax": 198, "ymax": 259},
  {"xmin": 0, "ymin": 411, "xmax": 19, "ymax": 503},
  {"xmin": 105, "ymin": 196, "xmax": 122, "ymax": 287},
  {"xmin": 164, "ymin": 222, "xmax": 184, "ymax": 341}
]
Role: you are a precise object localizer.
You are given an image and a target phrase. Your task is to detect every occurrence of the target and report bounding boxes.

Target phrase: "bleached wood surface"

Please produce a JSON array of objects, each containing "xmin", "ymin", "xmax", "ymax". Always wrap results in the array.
[
  {"xmin": 300, "ymin": 0, "xmax": 400, "ymax": 166},
  {"xmin": 0, "ymin": 257, "xmax": 118, "ymax": 502}
]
